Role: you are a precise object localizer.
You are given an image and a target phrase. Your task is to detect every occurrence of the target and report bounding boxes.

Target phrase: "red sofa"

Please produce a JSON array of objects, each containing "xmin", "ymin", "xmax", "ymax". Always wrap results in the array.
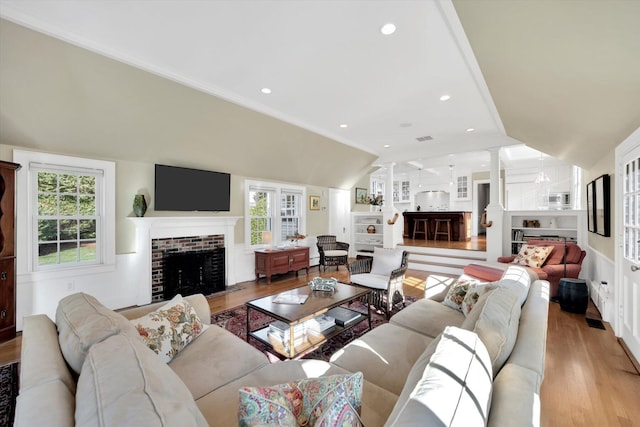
[{"xmin": 497, "ymin": 239, "xmax": 586, "ymax": 298}]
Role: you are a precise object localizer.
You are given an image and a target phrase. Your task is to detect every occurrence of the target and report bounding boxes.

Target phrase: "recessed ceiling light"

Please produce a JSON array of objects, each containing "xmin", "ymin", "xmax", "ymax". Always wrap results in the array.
[
  {"xmin": 261, "ymin": 88, "xmax": 271, "ymax": 94},
  {"xmin": 339, "ymin": 124, "xmax": 348, "ymax": 128},
  {"xmin": 466, "ymin": 128, "xmax": 475, "ymax": 132},
  {"xmin": 440, "ymin": 95, "xmax": 451, "ymax": 101},
  {"xmin": 380, "ymin": 23, "xmax": 396, "ymax": 35},
  {"xmin": 383, "ymin": 144, "xmax": 391, "ymax": 148},
  {"xmin": 399, "ymin": 122, "xmax": 413, "ymax": 128}
]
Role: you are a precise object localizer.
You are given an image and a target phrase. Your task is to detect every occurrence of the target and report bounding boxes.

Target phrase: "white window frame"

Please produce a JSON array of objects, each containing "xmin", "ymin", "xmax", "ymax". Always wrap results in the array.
[
  {"xmin": 13, "ymin": 150, "xmax": 116, "ymax": 280},
  {"xmin": 245, "ymin": 179, "xmax": 306, "ymax": 250}
]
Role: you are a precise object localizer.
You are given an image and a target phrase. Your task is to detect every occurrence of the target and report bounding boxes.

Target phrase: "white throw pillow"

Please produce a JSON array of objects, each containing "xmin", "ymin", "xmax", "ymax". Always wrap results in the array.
[
  {"xmin": 370, "ymin": 247, "xmax": 404, "ymax": 276},
  {"xmin": 131, "ymin": 294, "xmax": 208, "ymax": 363}
]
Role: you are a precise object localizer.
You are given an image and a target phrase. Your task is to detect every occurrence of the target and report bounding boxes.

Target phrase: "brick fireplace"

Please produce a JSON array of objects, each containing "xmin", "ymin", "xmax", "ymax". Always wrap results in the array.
[
  {"xmin": 130, "ymin": 216, "xmax": 240, "ymax": 306},
  {"xmin": 152, "ymin": 235, "xmax": 225, "ymax": 302}
]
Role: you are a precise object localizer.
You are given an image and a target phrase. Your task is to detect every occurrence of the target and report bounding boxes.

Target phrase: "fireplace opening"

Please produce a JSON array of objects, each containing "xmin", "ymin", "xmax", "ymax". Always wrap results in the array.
[{"xmin": 163, "ymin": 248, "xmax": 225, "ymax": 300}]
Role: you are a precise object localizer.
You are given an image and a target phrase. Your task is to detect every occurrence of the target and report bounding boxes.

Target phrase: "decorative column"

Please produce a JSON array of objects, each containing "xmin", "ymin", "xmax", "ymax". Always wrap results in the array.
[
  {"xmin": 485, "ymin": 147, "xmax": 505, "ymax": 261},
  {"xmin": 381, "ymin": 162, "xmax": 402, "ymax": 247}
]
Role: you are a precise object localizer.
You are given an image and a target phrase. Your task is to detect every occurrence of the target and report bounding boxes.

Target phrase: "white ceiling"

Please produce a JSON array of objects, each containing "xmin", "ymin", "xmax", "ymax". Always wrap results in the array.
[
  {"xmin": 1, "ymin": 0, "xmax": 637, "ymax": 175},
  {"xmin": 0, "ymin": 0, "xmax": 521, "ymax": 171}
]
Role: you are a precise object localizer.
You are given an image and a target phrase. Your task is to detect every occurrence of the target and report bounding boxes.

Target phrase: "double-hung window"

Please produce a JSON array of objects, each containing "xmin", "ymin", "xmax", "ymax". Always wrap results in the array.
[
  {"xmin": 33, "ymin": 164, "xmax": 101, "ymax": 268},
  {"xmin": 246, "ymin": 180, "xmax": 305, "ymax": 248}
]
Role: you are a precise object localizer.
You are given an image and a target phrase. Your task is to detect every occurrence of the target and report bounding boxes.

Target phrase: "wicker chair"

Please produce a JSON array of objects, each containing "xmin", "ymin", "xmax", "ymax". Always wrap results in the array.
[
  {"xmin": 316, "ymin": 235, "xmax": 350, "ymax": 271},
  {"xmin": 348, "ymin": 249, "xmax": 409, "ymax": 319}
]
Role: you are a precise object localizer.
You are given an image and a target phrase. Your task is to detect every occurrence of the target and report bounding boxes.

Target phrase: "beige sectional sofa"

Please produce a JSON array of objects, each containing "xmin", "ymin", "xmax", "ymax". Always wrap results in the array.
[{"xmin": 15, "ymin": 262, "xmax": 548, "ymax": 426}]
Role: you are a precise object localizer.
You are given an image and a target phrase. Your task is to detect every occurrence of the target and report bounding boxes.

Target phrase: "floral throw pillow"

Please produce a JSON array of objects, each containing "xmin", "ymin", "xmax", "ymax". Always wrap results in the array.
[
  {"xmin": 238, "ymin": 372, "xmax": 364, "ymax": 427},
  {"xmin": 442, "ymin": 278, "xmax": 477, "ymax": 312},
  {"xmin": 461, "ymin": 283, "xmax": 495, "ymax": 317},
  {"xmin": 132, "ymin": 294, "xmax": 207, "ymax": 363},
  {"xmin": 512, "ymin": 245, "xmax": 554, "ymax": 269}
]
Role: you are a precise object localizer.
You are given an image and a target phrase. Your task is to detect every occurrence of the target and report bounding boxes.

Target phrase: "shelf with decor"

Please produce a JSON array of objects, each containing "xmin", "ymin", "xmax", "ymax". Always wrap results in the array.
[
  {"xmin": 351, "ymin": 212, "xmax": 384, "ymax": 257},
  {"xmin": 504, "ymin": 210, "xmax": 586, "ymax": 256}
]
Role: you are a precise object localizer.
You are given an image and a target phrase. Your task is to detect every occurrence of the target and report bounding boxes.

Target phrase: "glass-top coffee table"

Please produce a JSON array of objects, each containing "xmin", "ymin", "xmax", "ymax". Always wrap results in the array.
[{"xmin": 246, "ymin": 282, "xmax": 371, "ymax": 359}]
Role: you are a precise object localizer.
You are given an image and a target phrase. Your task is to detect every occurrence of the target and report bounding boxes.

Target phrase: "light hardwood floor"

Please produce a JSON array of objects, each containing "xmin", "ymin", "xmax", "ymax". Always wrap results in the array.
[{"xmin": 1, "ymin": 265, "xmax": 638, "ymax": 426}]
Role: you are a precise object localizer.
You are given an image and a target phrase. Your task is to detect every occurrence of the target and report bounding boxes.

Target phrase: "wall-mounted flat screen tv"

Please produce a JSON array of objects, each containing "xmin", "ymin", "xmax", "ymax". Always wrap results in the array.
[{"xmin": 155, "ymin": 164, "xmax": 230, "ymax": 211}]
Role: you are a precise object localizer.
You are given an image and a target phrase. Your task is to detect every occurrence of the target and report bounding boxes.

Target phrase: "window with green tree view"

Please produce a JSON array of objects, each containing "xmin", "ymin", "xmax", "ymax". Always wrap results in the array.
[
  {"xmin": 34, "ymin": 167, "xmax": 101, "ymax": 268},
  {"xmin": 246, "ymin": 180, "xmax": 305, "ymax": 248}
]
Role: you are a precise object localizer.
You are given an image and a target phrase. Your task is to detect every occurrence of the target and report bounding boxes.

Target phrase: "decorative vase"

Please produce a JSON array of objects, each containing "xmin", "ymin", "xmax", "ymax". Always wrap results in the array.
[
  {"xmin": 367, "ymin": 225, "xmax": 376, "ymax": 234},
  {"xmin": 133, "ymin": 194, "xmax": 147, "ymax": 217}
]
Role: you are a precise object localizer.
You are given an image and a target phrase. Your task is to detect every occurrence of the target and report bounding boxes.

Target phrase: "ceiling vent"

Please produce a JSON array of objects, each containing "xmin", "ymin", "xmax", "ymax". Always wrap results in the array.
[{"xmin": 415, "ymin": 135, "xmax": 433, "ymax": 142}]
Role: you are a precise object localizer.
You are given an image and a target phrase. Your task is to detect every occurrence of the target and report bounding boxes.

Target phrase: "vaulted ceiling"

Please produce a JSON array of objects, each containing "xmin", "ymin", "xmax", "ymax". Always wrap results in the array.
[{"xmin": 1, "ymin": 1, "xmax": 638, "ymax": 188}]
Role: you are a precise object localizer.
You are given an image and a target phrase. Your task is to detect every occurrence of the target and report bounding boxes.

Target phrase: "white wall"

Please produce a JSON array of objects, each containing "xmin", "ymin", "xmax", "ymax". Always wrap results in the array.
[{"xmin": 584, "ymin": 247, "xmax": 615, "ymax": 322}]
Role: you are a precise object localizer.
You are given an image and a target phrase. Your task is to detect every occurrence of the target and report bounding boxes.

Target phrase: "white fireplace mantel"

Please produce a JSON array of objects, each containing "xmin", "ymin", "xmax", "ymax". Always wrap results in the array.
[{"xmin": 129, "ymin": 216, "xmax": 241, "ymax": 305}]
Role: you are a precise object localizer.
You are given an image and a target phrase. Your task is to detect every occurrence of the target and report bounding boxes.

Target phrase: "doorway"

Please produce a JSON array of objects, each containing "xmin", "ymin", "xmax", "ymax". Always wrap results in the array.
[{"xmin": 472, "ymin": 180, "xmax": 490, "ymax": 236}]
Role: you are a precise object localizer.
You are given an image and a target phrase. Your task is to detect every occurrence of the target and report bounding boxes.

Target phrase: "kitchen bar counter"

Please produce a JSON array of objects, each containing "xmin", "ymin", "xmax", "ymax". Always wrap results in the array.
[{"xmin": 403, "ymin": 211, "xmax": 472, "ymax": 241}]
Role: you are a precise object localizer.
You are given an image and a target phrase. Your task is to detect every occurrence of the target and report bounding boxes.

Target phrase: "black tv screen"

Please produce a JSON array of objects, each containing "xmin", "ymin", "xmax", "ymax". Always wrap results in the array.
[{"xmin": 155, "ymin": 164, "xmax": 230, "ymax": 211}]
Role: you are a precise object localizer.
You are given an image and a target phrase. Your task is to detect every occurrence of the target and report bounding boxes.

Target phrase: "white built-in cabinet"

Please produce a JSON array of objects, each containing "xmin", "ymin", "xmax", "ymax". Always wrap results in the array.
[
  {"xmin": 393, "ymin": 180, "xmax": 410, "ymax": 203},
  {"xmin": 351, "ymin": 213, "xmax": 384, "ymax": 257},
  {"xmin": 504, "ymin": 210, "xmax": 586, "ymax": 256}
]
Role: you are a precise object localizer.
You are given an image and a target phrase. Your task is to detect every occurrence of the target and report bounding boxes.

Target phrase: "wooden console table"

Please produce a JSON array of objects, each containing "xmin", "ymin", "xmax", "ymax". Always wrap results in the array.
[{"xmin": 255, "ymin": 246, "xmax": 310, "ymax": 284}]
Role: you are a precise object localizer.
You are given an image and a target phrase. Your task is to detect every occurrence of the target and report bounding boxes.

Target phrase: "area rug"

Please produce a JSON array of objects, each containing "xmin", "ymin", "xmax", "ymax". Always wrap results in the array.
[
  {"xmin": 211, "ymin": 296, "xmax": 417, "ymax": 363},
  {"xmin": 0, "ymin": 362, "xmax": 19, "ymax": 427}
]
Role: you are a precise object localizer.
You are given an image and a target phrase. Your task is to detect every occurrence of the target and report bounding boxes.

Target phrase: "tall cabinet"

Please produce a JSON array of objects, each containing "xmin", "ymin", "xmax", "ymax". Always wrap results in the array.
[{"xmin": 0, "ymin": 161, "xmax": 20, "ymax": 342}]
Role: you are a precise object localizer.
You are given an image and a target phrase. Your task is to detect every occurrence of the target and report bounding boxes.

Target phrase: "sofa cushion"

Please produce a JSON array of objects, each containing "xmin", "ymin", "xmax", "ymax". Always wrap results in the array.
[
  {"xmin": 131, "ymin": 294, "xmax": 208, "ymax": 363},
  {"xmin": 390, "ymin": 298, "xmax": 465, "ymax": 338},
  {"xmin": 14, "ymin": 380, "xmax": 75, "ymax": 427},
  {"xmin": 330, "ymin": 323, "xmax": 434, "ymax": 395},
  {"xmin": 238, "ymin": 372, "xmax": 363, "ymax": 426},
  {"xmin": 196, "ymin": 360, "xmax": 398, "ymax": 427},
  {"xmin": 384, "ymin": 326, "xmax": 493, "ymax": 427},
  {"xmin": 499, "ymin": 265, "xmax": 537, "ymax": 306},
  {"xmin": 488, "ymin": 364, "xmax": 541, "ymax": 427},
  {"xmin": 460, "ymin": 288, "xmax": 496, "ymax": 331},
  {"xmin": 442, "ymin": 277, "xmax": 477, "ymax": 311},
  {"xmin": 384, "ymin": 333, "xmax": 442, "ymax": 425},
  {"xmin": 168, "ymin": 323, "xmax": 269, "ymax": 400},
  {"xmin": 370, "ymin": 247, "xmax": 404, "ymax": 276},
  {"xmin": 55, "ymin": 292, "xmax": 139, "ymax": 374},
  {"xmin": 324, "ymin": 249, "xmax": 348, "ymax": 257},
  {"xmin": 513, "ymin": 244, "xmax": 554, "ymax": 268},
  {"xmin": 75, "ymin": 333, "xmax": 208, "ymax": 427},
  {"xmin": 473, "ymin": 287, "xmax": 522, "ymax": 376},
  {"xmin": 350, "ymin": 273, "xmax": 389, "ymax": 290}
]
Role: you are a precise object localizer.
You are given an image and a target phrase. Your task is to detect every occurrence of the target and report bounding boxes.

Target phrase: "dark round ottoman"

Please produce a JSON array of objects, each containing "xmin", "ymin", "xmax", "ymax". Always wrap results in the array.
[{"xmin": 558, "ymin": 278, "xmax": 588, "ymax": 314}]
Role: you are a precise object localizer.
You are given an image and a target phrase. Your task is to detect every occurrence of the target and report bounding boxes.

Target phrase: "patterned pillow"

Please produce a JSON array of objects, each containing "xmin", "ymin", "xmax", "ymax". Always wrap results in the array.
[
  {"xmin": 131, "ymin": 294, "xmax": 207, "ymax": 363},
  {"xmin": 461, "ymin": 283, "xmax": 496, "ymax": 317},
  {"xmin": 442, "ymin": 278, "xmax": 477, "ymax": 312},
  {"xmin": 238, "ymin": 372, "xmax": 363, "ymax": 427},
  {"xmin": 512, "ymin": 245, "xmax": 554, "ymax": 268}
]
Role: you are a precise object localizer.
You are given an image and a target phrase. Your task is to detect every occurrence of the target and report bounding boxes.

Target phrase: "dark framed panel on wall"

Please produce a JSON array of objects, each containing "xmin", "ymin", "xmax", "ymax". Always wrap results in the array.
[
  {"xmin": 594, "ymin": 174, "xmax": 611, "ymax": 237},
  {"xmin": 586, "ymin": 181, "xmax": 596, "ymax": 233}
]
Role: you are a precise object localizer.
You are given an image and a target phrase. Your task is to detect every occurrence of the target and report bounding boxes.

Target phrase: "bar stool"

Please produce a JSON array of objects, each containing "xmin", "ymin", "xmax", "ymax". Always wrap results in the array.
[
  {"xmin": 433, "ymin": 218, "xmax": 451, "ymax": 241},
  {"xmin": 412, "ymin": 219, "xmax": 429, "ymax": 240}
]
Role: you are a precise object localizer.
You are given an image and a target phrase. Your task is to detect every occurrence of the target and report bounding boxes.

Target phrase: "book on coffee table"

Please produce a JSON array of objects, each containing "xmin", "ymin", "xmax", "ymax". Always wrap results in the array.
[
  {"xmin": 272, "ymin": 293, "xmax": 309, "ymax": 304},
  {"xmin": 327, "ymin": 306, "xmax": 361, "ymax": 327}
]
